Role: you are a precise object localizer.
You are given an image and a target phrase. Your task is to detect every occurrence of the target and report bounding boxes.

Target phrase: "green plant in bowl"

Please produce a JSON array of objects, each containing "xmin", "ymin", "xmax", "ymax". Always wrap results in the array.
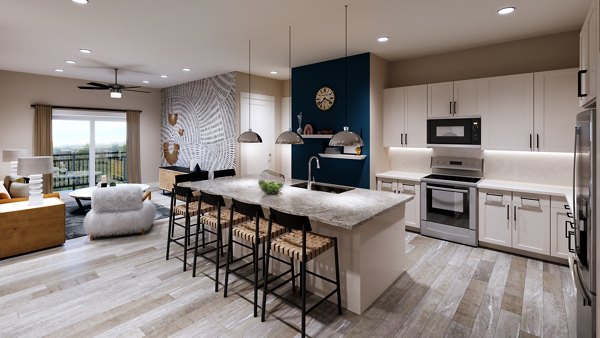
[{"xmin": 258, "ymin": 170, "xmax": 285, "ymax": 195}]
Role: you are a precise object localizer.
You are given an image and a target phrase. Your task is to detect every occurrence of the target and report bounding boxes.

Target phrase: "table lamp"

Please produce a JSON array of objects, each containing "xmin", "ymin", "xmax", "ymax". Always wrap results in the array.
[
  {"xmin": 17, "ymin": 156, "xmax": 53, "ymax": 205},
  {"xmin": 3, "ymin": 149, "xmax": 28, "ymax": 176}
]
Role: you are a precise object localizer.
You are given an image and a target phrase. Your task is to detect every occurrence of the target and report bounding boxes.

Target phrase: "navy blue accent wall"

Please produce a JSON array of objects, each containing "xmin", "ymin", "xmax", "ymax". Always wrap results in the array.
[{"xmin": 291, "ymin": 53, "xmax": 370, "ymax": 188}]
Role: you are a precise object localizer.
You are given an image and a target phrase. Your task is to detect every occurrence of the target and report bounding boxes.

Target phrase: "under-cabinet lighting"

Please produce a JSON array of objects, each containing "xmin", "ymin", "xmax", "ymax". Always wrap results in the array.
[
  {"xmin": 377, "ymin": 36, "xmax": 389, "ymax": 42},
  {"xmin": 497, "ymin": 7, "xmax": 515, "ymax": 15}
]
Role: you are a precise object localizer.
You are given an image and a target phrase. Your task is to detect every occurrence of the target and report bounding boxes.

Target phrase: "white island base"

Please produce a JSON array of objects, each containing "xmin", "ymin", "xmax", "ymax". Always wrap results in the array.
[{"xmin": 308, "ymin": 205, "xmax": 405, "ymax": 314}]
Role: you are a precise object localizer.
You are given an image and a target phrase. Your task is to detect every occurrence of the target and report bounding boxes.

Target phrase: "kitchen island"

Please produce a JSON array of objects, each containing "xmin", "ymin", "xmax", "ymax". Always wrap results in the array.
[{"xmin": 181, "ymin": 176, "xmax": 412, "ymax": 314}]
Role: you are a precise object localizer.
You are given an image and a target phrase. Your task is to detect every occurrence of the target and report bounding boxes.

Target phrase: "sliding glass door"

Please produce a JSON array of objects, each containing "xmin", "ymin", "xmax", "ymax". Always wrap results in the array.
[{"xmin": 52, "ymin": 110, "xmax": 126, "ymax": 191}]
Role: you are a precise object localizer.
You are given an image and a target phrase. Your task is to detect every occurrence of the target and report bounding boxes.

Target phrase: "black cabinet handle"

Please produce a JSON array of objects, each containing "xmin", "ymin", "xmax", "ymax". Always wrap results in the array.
[
  {"xmin": 568, "ymin": 231, "xmax": 575, "ymax": 253},
  {"xmin": 567, "ymin": 212, "xmax": 573, "ymax": 218},
  {"xmin": 401, "ymin": 133, "xmax": 404, "ymax": 145},
  {"xmin": 564, "ymin": 204, "xmax": 570, "ymax": 210},
  {"xmin": 449, "ymin": 101, "xmax": 452, "ymax": 115},
  {"xmin": 529, "ymin": 134, "xmax": 532, "ymax": 150},
  {"xmin": 514, "ymin": 205, "xmax": 517, "ymax": 230},
  {"xmin": 506, "ymin": 205, "xmax": 509, "ymax": 220},
  {"xmin": 536, "ymin": 134, "xmax": 539, "ymax": 150},
  {"xmin": 453, "ymin": 101, "xmax": 457, "ymax": 115},
  {"xmin": 578, "ymin": 70, "xmax": 588, "ymax": 97},
  {"xmin": 565, "ymin": 220, "xmax": 574, "ymax": 238},
  {"xmin": 405, "ymin": 133, "xmax": 408, "ymax": 145}
]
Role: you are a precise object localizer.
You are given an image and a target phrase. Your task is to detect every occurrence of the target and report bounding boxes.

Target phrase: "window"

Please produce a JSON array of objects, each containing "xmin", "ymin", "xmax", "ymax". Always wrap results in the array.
[{"xmin": 52, "ymin": 110, "xmax": 127, "ymax": 190}]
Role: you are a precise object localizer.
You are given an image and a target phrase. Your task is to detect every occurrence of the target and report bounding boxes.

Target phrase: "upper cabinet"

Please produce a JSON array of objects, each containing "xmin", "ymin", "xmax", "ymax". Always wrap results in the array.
[
  {"xmin": 428, "ymin": 79, "xmax": 489, "ymax": 117},
  {"xmin": 486, "ymin": 73, "xmax": 534, "ymax": 151},
  {"xmin": 383, "ymin": 85, "xmax": 427, "ymax": 148},
  {"xmin": 579, "ymin": 0, "xmax": 598, "ymax": 107},
  {"xmin": 534, "ymin": 69, "xmax": 579, "ymax": 152}
]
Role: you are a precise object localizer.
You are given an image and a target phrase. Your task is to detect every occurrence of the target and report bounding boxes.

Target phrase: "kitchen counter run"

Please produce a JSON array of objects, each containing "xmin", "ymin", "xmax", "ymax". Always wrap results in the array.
[{"xmin": 180, "ymin": 176, "xmax": 413, "ymax": 230}]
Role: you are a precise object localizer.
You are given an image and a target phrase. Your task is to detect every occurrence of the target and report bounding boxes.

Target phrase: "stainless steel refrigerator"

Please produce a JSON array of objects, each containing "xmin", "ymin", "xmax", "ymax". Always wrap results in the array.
[{"xmin": 573, "ymin": 109, "xmax": 596, "ymax": 338}]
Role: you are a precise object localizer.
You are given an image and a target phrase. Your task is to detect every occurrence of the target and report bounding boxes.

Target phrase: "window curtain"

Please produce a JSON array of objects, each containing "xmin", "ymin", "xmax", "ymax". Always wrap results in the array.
[
  {"xmin": 33, "ymin": 104, "xmax": 53, "ymax": 193},
  {"xmin": 126, "ymin": 110, "xmax": 141, "ymax": 183}
]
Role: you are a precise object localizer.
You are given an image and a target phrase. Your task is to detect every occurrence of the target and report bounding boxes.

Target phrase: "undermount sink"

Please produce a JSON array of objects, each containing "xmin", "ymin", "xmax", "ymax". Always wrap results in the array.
[{"xmin": 290, "ymin": 181, "xmax": 355, "ymax": 194}]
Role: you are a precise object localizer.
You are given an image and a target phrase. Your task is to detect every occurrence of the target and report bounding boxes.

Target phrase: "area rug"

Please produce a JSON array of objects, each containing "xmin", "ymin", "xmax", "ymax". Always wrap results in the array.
[{"xmin": 65, "ymin": 200, "xmax": 171, "ymax": 240}]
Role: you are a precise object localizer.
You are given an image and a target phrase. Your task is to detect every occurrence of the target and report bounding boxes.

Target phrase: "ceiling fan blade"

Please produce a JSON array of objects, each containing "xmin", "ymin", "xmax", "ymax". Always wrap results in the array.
[
  {"xmin": 122, "ymin": 86, "xmax": 141, "ymax": 89},
  {"xmin": 78, "ymin": 86, "xmax": 108, "ymax": 90},
  {"xmin": 123, "ymin": 89, "xmax": 151, "ymax": 93},
  {"xmin": 86, "ymin": 82, "xmax": 111, "ymax": 88}
]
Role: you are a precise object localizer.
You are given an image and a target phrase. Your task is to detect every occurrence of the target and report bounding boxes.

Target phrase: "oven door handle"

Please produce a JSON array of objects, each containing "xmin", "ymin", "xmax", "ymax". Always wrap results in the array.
[{"xmin": 426, "ymin": 185, "xmax": 469, "ymax": 194}]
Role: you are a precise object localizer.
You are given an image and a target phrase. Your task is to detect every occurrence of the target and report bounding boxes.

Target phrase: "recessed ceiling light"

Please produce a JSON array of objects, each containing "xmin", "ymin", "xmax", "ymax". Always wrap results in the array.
[
  {"xmin": 54, "ymin": 68, "xmax": 64, "ymax": 72},
  {"xmin": 270, "ymin": 71, "xmax": 278, "ymax": 75},
  {"xmin": 72, "ymin": 0, "xmax": 89, "ymax": 4},
  {"xmin": 161, "ymin": 75, "xmax": 168, "ymax": 78},
  {"xmin": 377, "ymin": 36, "xmax": 389, "ymax": 42},
  {"xmin": 65, "ymin": 60, "xmax": 76, "ymax": 64},
  {"xmin": 182, "ymin": 68, "xmax": 191, "ymax": 72},
  {"xmin": 79, "ymin": 48, "xmax": 92, "ymax": 54},
  {"xmin": 497, "ymin": 7, "xmax": 515, "ymax": 15},
  {"xmin": 142, "ymin": 80, "xmax": 150, "ymax": 84}
]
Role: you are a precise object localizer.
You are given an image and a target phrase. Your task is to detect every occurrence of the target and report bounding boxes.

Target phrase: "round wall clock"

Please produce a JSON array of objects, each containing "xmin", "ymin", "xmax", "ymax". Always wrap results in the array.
[{"xmin": 315, "ymin": 86, "xmax": 335, "ymax": 111}]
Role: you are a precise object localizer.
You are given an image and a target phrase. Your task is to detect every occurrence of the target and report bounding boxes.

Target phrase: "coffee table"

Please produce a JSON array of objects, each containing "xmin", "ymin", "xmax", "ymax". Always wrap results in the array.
[{"xmin": 69, "ymin": 184, "xmax": 150, "ymax": 212}]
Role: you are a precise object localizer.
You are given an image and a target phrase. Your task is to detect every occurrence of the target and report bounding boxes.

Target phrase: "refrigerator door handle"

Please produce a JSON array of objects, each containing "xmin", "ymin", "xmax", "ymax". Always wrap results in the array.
[
  {"xmin": 573, "ymin": 126, "xmax": 579, "ymax": 223},
  {"xmin": 574, "ymin": 260, "xmax": 593, "ymax": 307}
]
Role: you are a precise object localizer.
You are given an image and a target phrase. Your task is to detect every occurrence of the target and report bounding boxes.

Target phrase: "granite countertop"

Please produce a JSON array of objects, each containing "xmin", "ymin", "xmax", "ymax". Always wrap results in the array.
[{"xmin": 180, "ymin": 177, "xmax": 413, "ymax": 230}]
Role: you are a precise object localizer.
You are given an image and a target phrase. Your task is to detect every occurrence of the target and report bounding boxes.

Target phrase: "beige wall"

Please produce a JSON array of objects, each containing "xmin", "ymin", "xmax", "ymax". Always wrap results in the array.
[
  {"xmin": 0, "ymin": 70, "xmax": 162, "ymax": 184},
  {"xmin": 369, "ymin": 54, "xmax": 390, "ymax": 189},
  {"xmin": 234, "ymin": 72, "xmax": 284, "ymax": 174},
  {"xmin": 389, "ymin": 30, "xmax": 579, "ymax": 87}
]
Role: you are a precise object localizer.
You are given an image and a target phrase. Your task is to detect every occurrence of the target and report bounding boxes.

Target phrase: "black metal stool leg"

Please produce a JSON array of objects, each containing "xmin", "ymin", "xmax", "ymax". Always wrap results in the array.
[
  {"xmin": 334, "ymin": 237, "xmax": 342, "ymax": 315},
  {"xmin": 192, "ymin": 215, "xmax": 201, "ymax": 277},
  {"xmin": 253, "ymin": 241, "xmax": 259, "ymax": 317},
  {"xmin": 261, "ymin": 240, "xmax": 272, "ymax": 322},
  {"xmin": 301, "ymin": 260, "xmax": 307, "ymax": 337},
  {"xmin": 215, "ymin": 226, "xmax": 221, "ymax": 292},
  {"xmin": 183, "ymin": 215, "xmax": 189, "ymax": 272},
  {"xmin": 290, "ymin": 258, "xmax": 296, "ymax": 292},
  {"xmin": 224, "ymin": 223, "xmax": 234, "ymax": 297}
]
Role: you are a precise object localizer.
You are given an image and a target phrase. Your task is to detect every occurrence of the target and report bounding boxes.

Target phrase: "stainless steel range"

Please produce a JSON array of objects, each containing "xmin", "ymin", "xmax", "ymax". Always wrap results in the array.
[{"xmin": 420, "ymin": 157, "xmax": 483, "ymax": 246}]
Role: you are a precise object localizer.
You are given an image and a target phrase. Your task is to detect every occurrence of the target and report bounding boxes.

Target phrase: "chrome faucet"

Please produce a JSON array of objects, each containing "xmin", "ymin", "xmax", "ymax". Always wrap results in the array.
[{"xmin": 308, "ymin": 156, "xmax": 320, "ymax": 189}]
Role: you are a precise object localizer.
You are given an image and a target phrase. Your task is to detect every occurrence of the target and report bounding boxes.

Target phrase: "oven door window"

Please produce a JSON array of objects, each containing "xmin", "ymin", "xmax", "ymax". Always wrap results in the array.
[{"xmin": 426, "ymin": 184, "xmax": 470, "ymax": 229}]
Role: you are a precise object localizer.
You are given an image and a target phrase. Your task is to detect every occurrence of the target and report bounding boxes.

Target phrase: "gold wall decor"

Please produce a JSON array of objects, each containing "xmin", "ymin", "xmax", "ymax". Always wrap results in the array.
[
  {"xmin": 178, "ymin": 128, "xmax": 184, "ymax": 136},
  {"xmin": 163, "ymin": 142, "xmax": 180, "ymax": 165},
  {"xmin": 168, "ymin": 113, "xmax": 178, "ymax": 126}
]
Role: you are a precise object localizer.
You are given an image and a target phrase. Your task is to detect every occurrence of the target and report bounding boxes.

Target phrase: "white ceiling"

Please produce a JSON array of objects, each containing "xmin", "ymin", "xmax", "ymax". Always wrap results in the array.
[{"xmin": 0, "ymin": 0, "xmax": 591, "ymax": 89}]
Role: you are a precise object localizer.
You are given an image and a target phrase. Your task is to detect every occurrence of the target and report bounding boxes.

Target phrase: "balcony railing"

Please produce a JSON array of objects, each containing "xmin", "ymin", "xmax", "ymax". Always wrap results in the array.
[{"xmin": 52, "ymin": 151, "xmax": 127, "ymax": 191}]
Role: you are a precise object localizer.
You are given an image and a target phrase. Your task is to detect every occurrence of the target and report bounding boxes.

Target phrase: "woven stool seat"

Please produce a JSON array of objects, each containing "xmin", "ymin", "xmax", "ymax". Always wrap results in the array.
[
  {"xmin": 201, "ymin": 210, "xmax": 249, "ymax": 228},
  {"xmin": 175, "ymin": 190, "xmax": 200, "ymax": 202},
  {"xmin": 173, "ymin": 202, "xmax": 215, "ymax": 217},
  {"xmin": 271, "ymin": 230, "xmax": 334, "ymax": 262},
  {"xmin": 232, "ymin": 218, "xmax": 286, "ymax": 244}
]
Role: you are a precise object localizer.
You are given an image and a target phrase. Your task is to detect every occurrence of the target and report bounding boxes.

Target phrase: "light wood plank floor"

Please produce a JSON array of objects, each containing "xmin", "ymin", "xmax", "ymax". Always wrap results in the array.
[{"xmin": 0, "ymin": 192, "xmax": 576, "ymax": 337}]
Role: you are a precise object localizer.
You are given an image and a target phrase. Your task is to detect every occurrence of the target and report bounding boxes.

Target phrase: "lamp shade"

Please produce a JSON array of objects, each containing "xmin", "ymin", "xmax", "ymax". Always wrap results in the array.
[
  {"xmin": 237, "ymin": 129, "xmax": 263, "ymax": 143},
  {"xmin": 275, "ymin": 129, "xmax": 304, "ymax": 145},
  {"xmin": 17, "ymin": 156, "xmax": 54, "ymax": 176},
  {"xmin": 329, "ymin": 126, "xmax": 364, "ymax": 147},
  {"xmin": 2, "ymin": 149, "xmax": 28, "ymax": 162}
]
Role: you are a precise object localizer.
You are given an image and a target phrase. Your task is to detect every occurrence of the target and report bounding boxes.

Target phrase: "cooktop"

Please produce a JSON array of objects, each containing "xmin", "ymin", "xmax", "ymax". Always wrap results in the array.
[{"xmin": 422, "ymin": 174, "xmax": 482, "ymax": 184}]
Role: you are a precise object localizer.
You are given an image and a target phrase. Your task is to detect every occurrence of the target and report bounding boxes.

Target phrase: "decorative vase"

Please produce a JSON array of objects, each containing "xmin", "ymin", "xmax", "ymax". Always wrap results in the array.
[
  {"xmin": 296, "ymin": 112, "xmax": 303, "ymax": 134},
  {"xmin": 258, "ymin": 170, "xmax": 285, "ymax": 195}
]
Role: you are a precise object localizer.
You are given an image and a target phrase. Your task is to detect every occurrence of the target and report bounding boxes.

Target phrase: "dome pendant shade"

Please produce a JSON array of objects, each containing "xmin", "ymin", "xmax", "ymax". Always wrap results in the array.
[
  {"xmin": 329, "ymin": 126, "xmax": 364, "ymax": 147},
  {"xmin": 275, "ymin": 129, "xmax": 304, "ymax": 144},
  {"xmin": 237, "ymin": 128, "xmax": 263, "ymax": 143}
]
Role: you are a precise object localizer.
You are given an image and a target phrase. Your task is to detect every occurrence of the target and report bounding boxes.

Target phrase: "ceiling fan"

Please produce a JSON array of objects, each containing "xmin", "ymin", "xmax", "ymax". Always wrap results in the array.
[{"xmin": 78, "ymin": 68, "xmax": 150, "ymax": 98}]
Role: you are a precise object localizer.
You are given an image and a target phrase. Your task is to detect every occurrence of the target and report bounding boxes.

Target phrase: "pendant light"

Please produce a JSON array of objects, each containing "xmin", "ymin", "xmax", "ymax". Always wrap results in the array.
[
  {"xmin": 329, "ymin": 5, "xmax": 364, "ymax": 147},
  {"xmin": 276, "ymin": 26, "xmax": 304, "ymax": 145},
  {"xmin": 238, "ymin": 40, "xmax": 263, "ymax": 143}
]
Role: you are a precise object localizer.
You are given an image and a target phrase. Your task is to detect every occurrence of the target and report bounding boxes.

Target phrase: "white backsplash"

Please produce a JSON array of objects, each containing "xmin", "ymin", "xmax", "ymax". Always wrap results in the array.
[{"xmin": 387, "ymin": 147, "xmax": 572, "ymax": 186}]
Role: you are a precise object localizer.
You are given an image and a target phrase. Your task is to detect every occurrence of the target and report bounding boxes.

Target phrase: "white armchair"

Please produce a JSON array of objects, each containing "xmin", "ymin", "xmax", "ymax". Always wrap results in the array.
[{"xmin": 83, "ymin": 185, "xmax": 155, "ymax": 239}]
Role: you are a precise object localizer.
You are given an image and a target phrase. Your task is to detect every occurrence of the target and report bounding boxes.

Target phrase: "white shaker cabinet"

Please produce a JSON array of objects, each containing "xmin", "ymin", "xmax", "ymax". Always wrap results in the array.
[
  {"xmin": 579, "ymin": 0, "xmax": 598, "ymax": 107},
  {"xmin": 478, "ymin": 191, "xmax": 512, "ymax": 247},
  {"xmin": 479, "ymin": 189, "xmax": 550, "ymax": 256},
  {"xmin": 486, "ymin": 73, "xmax": 534, "ymax": 151},
  {"xmin": 383, "ymin": 85, "xmax": 427, "ymax": 148},
  {"xmin": 550, "ymin": 196, "xmax": 574, "ymax": 260},
  {"xmin": 376, "ymin": 177, "xmax": 420, "ymax": 230},
  {"xmin": 533, "ymin": 69, "xmax": 579, "ymax": 152},
  {"xmin": 511, "ymin": 192, "xmax": 550, "ymax": 255},
  {"xmin": 427, "ymin": 79, "xmax": 489, "ymax": 118}
]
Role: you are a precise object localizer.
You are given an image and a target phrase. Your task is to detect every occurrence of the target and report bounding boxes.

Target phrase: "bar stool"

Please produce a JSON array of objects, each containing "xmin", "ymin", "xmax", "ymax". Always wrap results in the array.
[
  {"xmin": 173, "ymin": 171, "xmax": 208, "ymax": 203},
  {"xmin": 213, "ymin": 168, "xmax": 236, "ymax": 179},
  {"xmin": 261, "ymin": 208, "xmax": 342, "ymax": 337},
  {"xmin": 223, "ymin": 199, "xmax": 291, "ymax": 317},
  {"xmin": 166, "ymin": 186, "xmax": 212, "ymax": 271},
  {"xmin": 192, "ymin": 191, "xmax": 248, "ymax": 291}
]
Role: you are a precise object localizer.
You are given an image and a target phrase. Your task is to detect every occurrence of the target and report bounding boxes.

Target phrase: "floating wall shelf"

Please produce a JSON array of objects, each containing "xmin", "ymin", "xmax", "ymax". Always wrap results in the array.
[
  {"xmin": 302, "ymin": 134, "xmax": 333, "ymax": 139},
  {"xmin": 318, "ymin": 153, "xmax": 367, "ymax": 160}
]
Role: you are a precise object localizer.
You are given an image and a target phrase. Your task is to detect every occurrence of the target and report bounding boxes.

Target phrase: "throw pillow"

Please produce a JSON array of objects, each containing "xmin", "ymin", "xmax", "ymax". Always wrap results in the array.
[{"xmin": 194, "ymin": 163, "xmax": 202, "ymax": 173}]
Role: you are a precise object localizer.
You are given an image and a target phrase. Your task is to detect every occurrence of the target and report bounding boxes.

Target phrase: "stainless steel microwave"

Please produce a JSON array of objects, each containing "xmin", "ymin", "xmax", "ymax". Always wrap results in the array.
[{"xmin": 427, "ymin": 117, "xmax": 481, "ymax": 148}]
